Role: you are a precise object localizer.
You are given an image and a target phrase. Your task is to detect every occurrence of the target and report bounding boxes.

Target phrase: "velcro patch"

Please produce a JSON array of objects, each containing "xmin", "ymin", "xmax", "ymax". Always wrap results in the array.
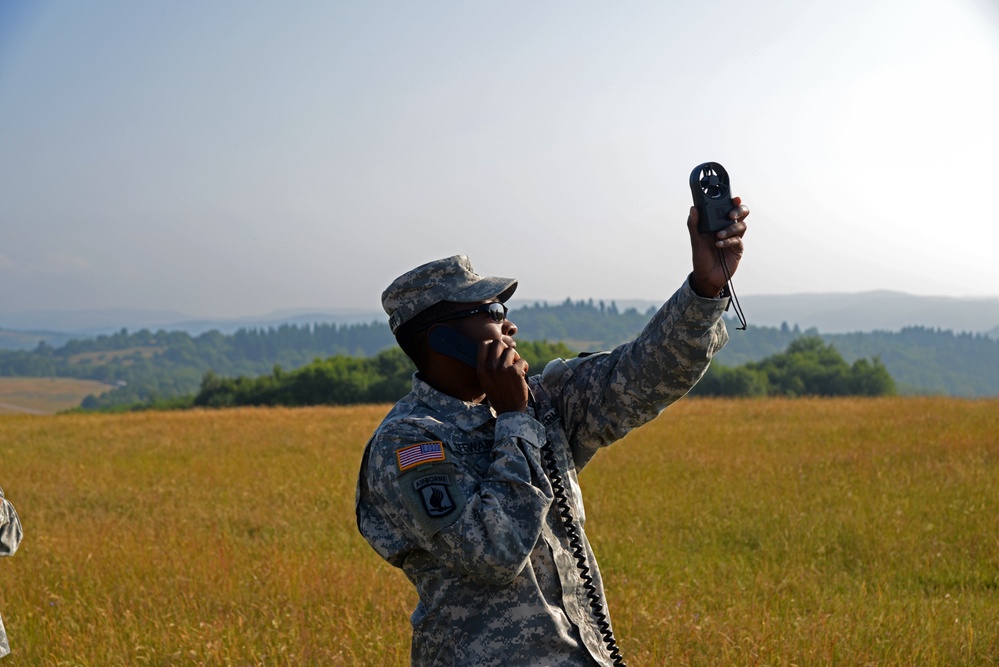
[
  {"xmin": 396, "ymin": 441, "xmax": 446, "ymax": 471},
  {"xmin": 414, "ymin": 474, "xmax": 456, "ymax": 518}
]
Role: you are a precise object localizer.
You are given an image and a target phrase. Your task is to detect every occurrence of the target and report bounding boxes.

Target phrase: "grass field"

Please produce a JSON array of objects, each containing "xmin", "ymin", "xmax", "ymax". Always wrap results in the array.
[
  {"xmin": 0, "ymin": 397, "xmax": 996, "ymax": 665},
  {"xmin": 0, "ymin": 378, "xmax": 111, "ymax": 415}
]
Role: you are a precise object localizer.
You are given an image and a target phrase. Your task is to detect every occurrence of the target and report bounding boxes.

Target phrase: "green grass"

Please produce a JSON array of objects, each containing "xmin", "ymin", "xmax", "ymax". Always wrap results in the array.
[{"xmin": 0, "ymin": 398, "xmax": 996, "ymax": 665}]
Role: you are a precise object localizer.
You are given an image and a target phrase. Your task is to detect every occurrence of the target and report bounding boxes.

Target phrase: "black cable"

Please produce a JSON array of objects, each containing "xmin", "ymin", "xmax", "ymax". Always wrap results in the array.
[
  {"xmin": 541, "ymin": 435, "xmax": 627, "ymax": 666},
  {"xmin": 718, "ymin": 246, "xmax": 747, "ymax": 330}
]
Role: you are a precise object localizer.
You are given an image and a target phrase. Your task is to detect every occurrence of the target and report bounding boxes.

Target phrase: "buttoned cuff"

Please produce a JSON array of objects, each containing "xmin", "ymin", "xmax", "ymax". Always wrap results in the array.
[{"xmin": 681, "ymin": 276, "xmax": 731, "ymax": 320}]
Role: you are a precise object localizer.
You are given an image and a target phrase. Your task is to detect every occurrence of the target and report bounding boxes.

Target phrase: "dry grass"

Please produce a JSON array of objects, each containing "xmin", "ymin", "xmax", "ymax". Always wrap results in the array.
[
  {"xmin": 585, "ymin": 398, "xmax": 999, "ymax": 665},
  {"xmin": 0, "ymin": 378, "xmax": 111, "ymax": 415},
  {"xmin": 0, "ymin": 398, "xmax": 996, "ymax": 665}
]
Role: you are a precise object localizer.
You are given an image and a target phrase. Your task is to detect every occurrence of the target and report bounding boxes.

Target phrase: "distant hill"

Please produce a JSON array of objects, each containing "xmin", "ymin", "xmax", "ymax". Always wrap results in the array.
[
  {"xmin": 737, "ymin": 291, "xmax": 999, "ymax": 335},
  {"xmin": 0, "ymin": 307, "xmax": 193, "ymax": 334},
  {"xmin": 0, "ymin": 328, "xmax": 79, "ymax": 351},
  {"xmin": 2, "ymin": 291, "xmax": 997, "ymax": 348},
  {"xmin": 0, "ymin": 307, "xmax": 384, "ymax": 339},
  {"xmin": 513, "ymin": 291, "xmax": 999, "ymax": 337}
]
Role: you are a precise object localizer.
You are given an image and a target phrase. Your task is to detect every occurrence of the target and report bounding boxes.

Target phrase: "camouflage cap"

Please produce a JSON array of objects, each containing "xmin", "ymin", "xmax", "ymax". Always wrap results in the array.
[{"xmin": 382, "ymin": 255, "xmax": 518, "ymax": 334}]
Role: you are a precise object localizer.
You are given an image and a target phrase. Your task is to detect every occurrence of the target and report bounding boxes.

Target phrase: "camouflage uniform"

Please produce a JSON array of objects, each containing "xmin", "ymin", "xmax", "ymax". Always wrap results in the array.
[
  {"xmin": 356, "ymin": 256, "xmax": 729, "ymax": 666},
  {"xmin": 1, "ymin": 485, "xmax": 23, "ymax": 659}
]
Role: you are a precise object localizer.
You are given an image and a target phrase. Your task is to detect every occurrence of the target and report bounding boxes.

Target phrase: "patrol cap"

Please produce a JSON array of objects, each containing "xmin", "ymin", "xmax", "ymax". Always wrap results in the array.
[{"xmin": 382, "ymin": 255, "xmax": 518, "ymax": 334}]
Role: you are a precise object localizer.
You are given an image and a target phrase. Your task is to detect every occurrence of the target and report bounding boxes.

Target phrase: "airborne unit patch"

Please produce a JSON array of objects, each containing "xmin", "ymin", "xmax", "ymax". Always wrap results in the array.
[{"xmin": 413, "ymin": 474, "xmax": 456, "ymax": 518}]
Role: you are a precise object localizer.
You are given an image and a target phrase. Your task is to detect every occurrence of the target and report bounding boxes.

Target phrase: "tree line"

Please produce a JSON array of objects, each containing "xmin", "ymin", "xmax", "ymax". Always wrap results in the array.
[
  {"xmin": 82, "ymin": 336, "xmax": 892, "ymax": 412},
  {"xmin": 0, "ymin": 322, "xmax": 396, "ymax": 409},
  {"xmin": 2, "ymin": 297, "xmax": 995, "ymax": 409},
  {"xmin": 98, "ymin": 341, "xmax": 576, "ymax": 411},
  {"xmin": 496, "ymin": 301, "xmax": 998, "ymax": 396}
]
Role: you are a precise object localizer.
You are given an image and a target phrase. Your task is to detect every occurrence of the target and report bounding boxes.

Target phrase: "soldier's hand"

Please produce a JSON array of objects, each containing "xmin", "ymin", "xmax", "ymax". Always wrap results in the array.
[
  {"xmin": 688, "ymin": 196, "xmax": 749, "ymax": 298},
  {"xmin": 477, "ymin": 339, "xmax": 530, "ymax": 414}
]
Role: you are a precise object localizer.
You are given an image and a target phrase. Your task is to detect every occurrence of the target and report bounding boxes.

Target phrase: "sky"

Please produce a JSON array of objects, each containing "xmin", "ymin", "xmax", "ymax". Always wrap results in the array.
[{"xmin": 2, "ymin": 0, "xmax": 998, "ymax": 321}]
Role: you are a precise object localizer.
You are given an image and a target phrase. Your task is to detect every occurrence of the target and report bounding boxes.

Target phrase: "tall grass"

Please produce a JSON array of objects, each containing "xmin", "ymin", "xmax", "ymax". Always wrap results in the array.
[
  {"xmin": 0, "ymin": 398, "xmax": 996, "ymax": 665},
  {"xmin": 585, "ymin": 398, "xmax": 998, "ymax": 665}
]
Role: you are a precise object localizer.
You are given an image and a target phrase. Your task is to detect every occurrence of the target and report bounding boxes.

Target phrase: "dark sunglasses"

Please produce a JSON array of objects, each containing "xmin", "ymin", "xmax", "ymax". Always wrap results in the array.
[{"xmin": 418, "ymin": 302, "xmax": 508, "ymax": 331}]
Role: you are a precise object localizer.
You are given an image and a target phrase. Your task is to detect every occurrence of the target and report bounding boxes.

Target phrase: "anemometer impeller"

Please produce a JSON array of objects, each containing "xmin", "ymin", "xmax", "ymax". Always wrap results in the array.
[{"xmin": 689, "ymin": 162, "xmax": 734, "ymax": 234}]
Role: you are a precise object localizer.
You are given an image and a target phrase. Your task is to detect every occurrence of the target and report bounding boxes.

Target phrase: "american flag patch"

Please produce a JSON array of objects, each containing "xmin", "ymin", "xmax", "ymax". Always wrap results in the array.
[{"xmin": 396, "ymin": 441, "xmax": 446, "ymax": 471}]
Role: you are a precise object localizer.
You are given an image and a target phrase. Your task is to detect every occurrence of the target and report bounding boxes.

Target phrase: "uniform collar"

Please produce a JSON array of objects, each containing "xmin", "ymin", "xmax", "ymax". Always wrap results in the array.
[{"xmin": 411, "ymin": 374, "xmax": 496, "ymax": 432}]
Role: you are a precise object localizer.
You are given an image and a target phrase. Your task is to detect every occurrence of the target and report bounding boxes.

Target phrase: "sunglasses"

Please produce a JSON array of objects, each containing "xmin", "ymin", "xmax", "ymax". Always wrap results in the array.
[{"xmin": 418, "ymin": 302, "xmax": 509, "ymax": 331}]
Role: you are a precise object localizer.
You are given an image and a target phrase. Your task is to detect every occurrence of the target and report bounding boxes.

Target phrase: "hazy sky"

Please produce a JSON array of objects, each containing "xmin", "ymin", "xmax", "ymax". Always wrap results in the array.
[{"xmin": 2, "ymin": 0, "xmax": 997, "ymax": 319}]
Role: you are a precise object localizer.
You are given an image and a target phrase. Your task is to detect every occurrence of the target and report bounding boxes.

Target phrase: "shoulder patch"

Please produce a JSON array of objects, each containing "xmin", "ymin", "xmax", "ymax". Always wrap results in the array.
[
  {"xmin": 413, "ymin": 474, "xmax": 457, "ymax": 518},
  {"xmin": 397, "ymin": 462, "xmax": 467, "ymax": 535},
  {"xmin": 396, "ymin": 441, "xmax": 446, "ymax": 471}
]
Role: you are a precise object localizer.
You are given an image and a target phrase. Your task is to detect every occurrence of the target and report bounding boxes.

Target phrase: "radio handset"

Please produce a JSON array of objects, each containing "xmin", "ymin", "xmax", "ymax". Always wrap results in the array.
[{"xmin": 428, "ymin": 326, "xmax": 479, "ymax": 368}]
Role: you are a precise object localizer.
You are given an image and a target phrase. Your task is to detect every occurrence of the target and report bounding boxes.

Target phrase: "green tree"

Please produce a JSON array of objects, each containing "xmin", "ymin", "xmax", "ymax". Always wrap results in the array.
[
  {"xmin": 691, "ymin": 364, "xmax": 769, "ymax": 397},
  {"xmin": 693, "ymin": 336, "xmax": 895, "ymax": 398}
]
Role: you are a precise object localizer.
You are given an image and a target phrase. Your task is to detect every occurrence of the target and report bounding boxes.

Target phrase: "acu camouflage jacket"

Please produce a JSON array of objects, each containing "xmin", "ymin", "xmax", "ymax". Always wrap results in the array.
[
  {"xmin": 356, "ymin": 280, "xmax": 729, "ymax": 666},
  {"xmin": 1, "ymin": 485, "xmax": 23, "ymax": 659}
]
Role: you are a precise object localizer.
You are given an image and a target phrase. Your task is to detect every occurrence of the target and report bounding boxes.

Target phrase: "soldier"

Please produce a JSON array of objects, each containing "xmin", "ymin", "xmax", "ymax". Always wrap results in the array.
[
  {"xmin": 1, "ymin": 485, "xmax": 23, "ymax": 660},
  {"xmin": 356, "ymin": 199, "xmax": 748, "ymax": 666}
]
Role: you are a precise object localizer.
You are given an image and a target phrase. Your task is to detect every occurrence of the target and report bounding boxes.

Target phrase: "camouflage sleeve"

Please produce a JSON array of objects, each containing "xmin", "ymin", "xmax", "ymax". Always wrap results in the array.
[
  {"xmin": 542, "ymin": 279, "xmax": 729, "ymax": 470},
  {"xmin": 0, "ymin": 486, "xmax": 23, "ymax": 557},
  {"xmin": 1, "ymin": 612, "xmax": 8, "ymax": 659},
  {"xmin": 360, "ymin": 413, "xmax": 554, "ymax": 585}
]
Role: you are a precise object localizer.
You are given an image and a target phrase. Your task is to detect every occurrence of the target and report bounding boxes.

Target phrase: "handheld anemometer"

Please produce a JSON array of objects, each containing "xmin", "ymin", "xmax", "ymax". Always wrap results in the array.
[{"xmin": 690, "ymin": 161, "xmax": 747, "ymax": 330}]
